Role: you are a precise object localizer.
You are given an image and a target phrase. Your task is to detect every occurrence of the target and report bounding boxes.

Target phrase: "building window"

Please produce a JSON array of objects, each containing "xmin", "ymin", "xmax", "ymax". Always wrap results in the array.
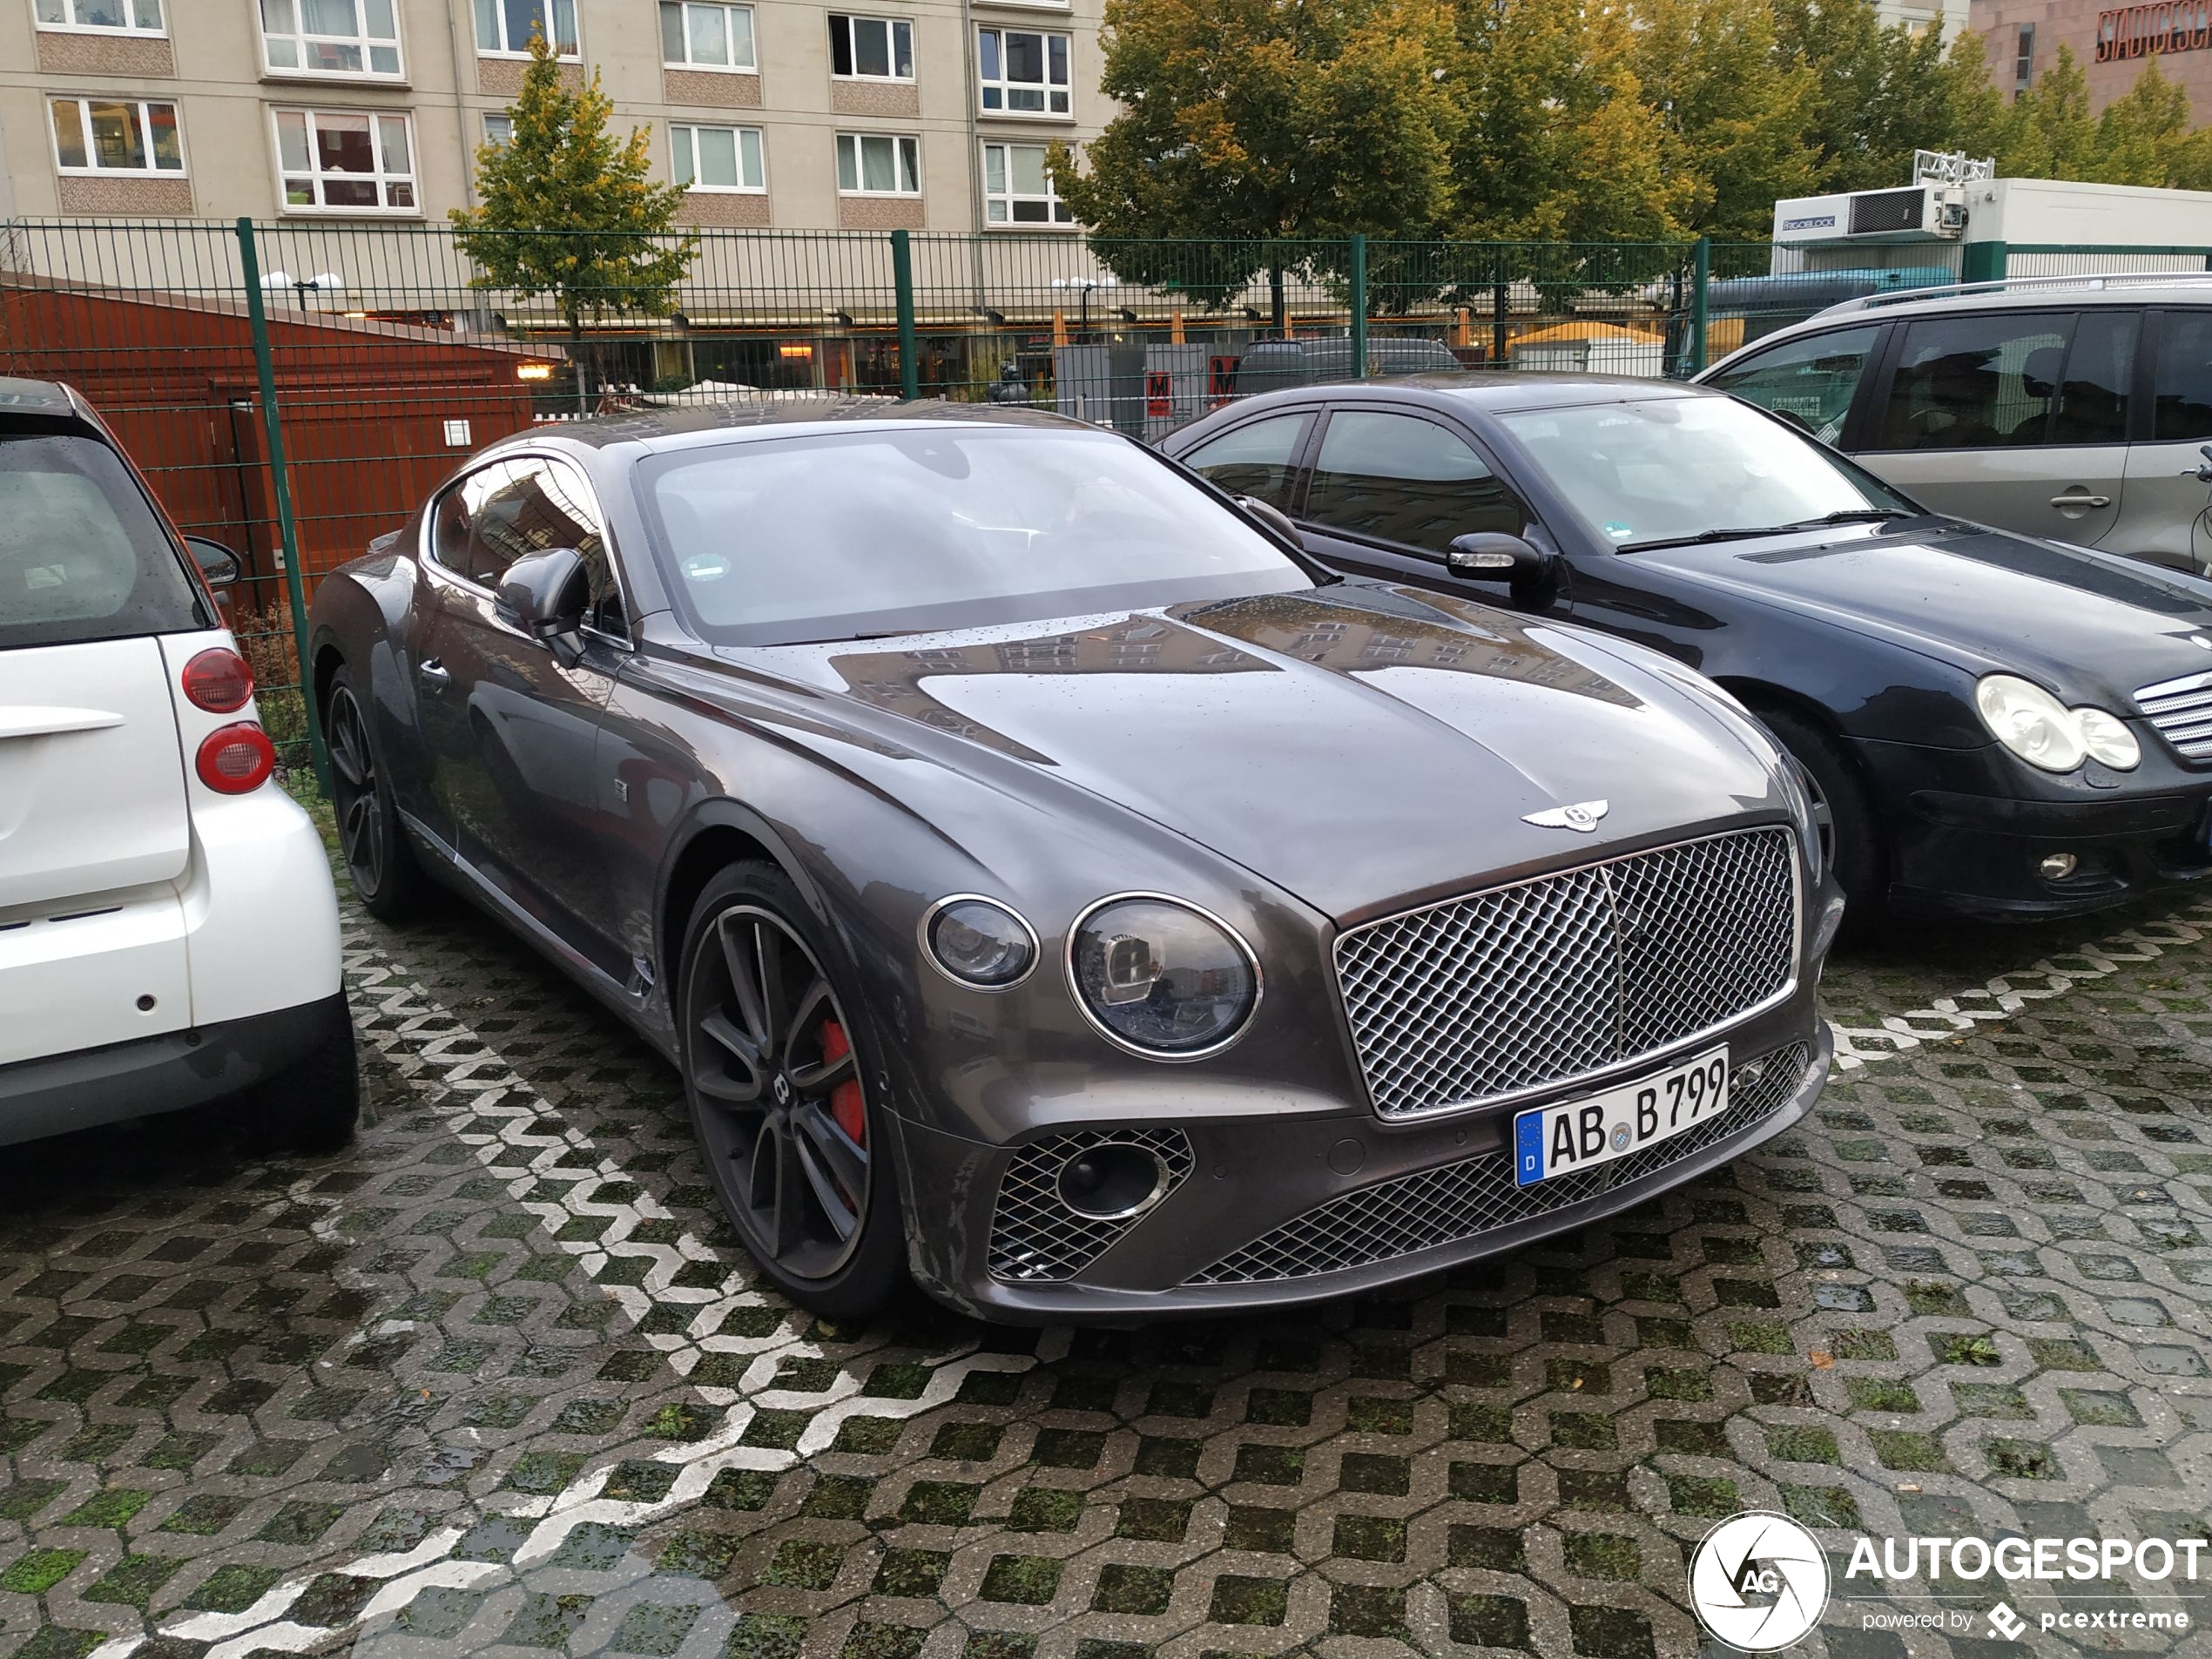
[
  {"xmin": 474, "ymin": 0, "xmax": 577, "ymax": 56},
  {"xmin": 2014, "ymin": 21, "xmax": 2035, "ymax": 87},
  {"xmin": 661, "ymin": 1, "xmax": 754, "ymax": 69},
  {"xmin": 482, "ymin": 111, "xmax": 512, "ymax": 146},
  {"xmin": 672, "ymin": 122, "xmax": 765, "ymax": 190},
  {"xmin": 34, "ymin": 0, "xmax": 163, "ymax": 33},
  {"xmin": 836, "ymin": 132, "xmax": 919, "ymax": 194},
  {"xmin": 828, "ymin": 14, "xmax": 914, "ymax": 79},
  {"xmin": 983, "ymin": 140, "xmax": 1071, "ymax": 224},
  {"xmin": 977, "ymin": 29, "xmax": 1069, "ymax": 115},
  {"xmin": 50, "ymin": 98, "xmax": 182, "ymax": 173},
  {"xmin": 274, "ymin": 107, "xmax": 417, "ymax": 211},
  {"xmin": 260, "ymin": 0, "xmax": 403, "ymax": 78}
]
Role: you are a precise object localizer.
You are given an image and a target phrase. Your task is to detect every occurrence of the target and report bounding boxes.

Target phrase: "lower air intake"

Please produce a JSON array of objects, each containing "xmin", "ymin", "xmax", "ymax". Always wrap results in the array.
[{"xmin": 987, "ymin": 1127, "xmax": 1194, "ymax": 1283}]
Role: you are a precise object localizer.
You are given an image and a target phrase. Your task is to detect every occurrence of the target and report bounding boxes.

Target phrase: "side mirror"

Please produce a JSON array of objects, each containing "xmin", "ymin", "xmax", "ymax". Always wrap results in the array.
[
  {"xmin": 184, "ymin": 536, "xmax": 240, "ymax": 589},
  {"xmin": 495, "ymin": 547, "xmax": 587, "ymax": 642},
  {"xmin": 1447, "ymin": 531, "xmax": 1553, "ymax": 583},
  {"xmin": 1237, "ymin": 495, "xmax": 1303, "ymax": 550}
]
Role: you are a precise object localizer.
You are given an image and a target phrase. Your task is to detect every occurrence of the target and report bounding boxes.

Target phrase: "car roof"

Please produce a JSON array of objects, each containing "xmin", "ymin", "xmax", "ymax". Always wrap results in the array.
[
  {"xmin": 1721, "ymin": 274, "xmax": 2212, "ymax": 362},
  {"xmin": 0, "ymin": 377, "xmax": 84, "ymax": 421},
  {"xmin": 487, "ymin": 396, "xmax": 1095, "ymax": 458},
  {"xmin": 1221, "ymin": 372, "xmax": 1718, "ymax": 415}
]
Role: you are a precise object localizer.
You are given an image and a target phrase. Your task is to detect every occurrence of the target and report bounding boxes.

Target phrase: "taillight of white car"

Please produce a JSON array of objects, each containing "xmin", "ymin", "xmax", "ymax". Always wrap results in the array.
[{"xmin": 179, "ymin": 645, "xmax": 275, "ymax": 794}]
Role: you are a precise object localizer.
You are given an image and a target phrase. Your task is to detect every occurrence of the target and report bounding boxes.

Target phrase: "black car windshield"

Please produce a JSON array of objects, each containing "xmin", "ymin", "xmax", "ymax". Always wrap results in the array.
[
  {"xmin": 1495, "ymin": 396, "xmax": 1916, "ymax": 552},
  {"xmin": 637, "ymin": 425, "xmax": 1312, "ymax": 644}
]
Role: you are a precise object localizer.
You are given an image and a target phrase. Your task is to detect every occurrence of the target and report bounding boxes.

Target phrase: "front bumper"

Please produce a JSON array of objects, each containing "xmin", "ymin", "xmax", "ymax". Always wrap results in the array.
[
  {"xmin": 0, "ymin": 991, "xmax": 349, "ymax": 1149},
  {"xmin": 894, "ymin": 991, "xmax": 1831, "ymax": 1325},
  {"xmin": 1856, "ymin": 735, "xmax": 2212, "ymax": 921}
]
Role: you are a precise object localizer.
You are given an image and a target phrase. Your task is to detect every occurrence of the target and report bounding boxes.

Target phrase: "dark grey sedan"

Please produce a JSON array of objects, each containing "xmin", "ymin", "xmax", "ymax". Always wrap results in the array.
[{"xmin": 308, "ymin": 401, "xmax": 1839, "ymax": 1322}]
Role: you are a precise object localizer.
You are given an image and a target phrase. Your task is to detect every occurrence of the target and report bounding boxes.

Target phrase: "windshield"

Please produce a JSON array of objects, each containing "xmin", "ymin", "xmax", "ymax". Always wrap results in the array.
[
  {"xmin": 637, "ymin": 425, "xmax": 1312, "ymax": 645},
  {"xmin": 0, "ymin": 432, "xmax": 205, "ymax": 651},
  {"xmin": 1496, "ymin": 396, "xmax": 1915, "ymax": 551}
]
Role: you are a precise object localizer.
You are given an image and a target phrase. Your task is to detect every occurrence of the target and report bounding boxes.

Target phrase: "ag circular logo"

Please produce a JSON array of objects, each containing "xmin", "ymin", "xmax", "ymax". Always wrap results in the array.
[{"xmin": 1687, "ymin": 1511, "xmax": 1831, "ymax": 1652}]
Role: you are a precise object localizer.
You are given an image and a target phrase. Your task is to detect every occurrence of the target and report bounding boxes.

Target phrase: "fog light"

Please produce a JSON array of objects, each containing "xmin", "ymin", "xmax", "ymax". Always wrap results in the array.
[
  {"xmin": 2039, "ymin": 852, "xmax": 2079, "ymax": 880},
  {"xmin": 1055, "ymin": 1142, "xmax": 1170, "ymax": 1220}
]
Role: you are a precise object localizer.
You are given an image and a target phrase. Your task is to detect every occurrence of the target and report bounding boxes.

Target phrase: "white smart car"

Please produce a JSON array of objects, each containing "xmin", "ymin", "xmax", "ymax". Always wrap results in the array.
[{"xmin": 0, "ymin": 378, "xmax": 355, "ymax": 1150}]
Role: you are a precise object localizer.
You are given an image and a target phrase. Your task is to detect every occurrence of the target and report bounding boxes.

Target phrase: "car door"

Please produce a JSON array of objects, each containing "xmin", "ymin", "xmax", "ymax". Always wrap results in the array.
[
  {"xmin": 1700, "ymin": 322, "xmax": 1884, "ymax": 449},
  {"xmin": 1172, "ymin": 409, "xmax": 1315, "ymax": 510},
  {"xmin": 414, "ymin": 454, "xmax": 632, "ymax": 973},
  {"xmin": 1855, "ymin": 307, "xmax": 2134, "ymax": 546},
  {"xmin": 2121, "ymin": 307, "xmax": 2212, "ymax": 572},
  {"xmin": 1290, "ymin": 406, "xmax": 1543, "ymax": 585}
]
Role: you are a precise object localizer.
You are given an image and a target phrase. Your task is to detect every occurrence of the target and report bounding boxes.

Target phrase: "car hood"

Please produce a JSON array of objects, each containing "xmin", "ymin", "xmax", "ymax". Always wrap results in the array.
[
  {"xmin": 1632, "ymin": 519, "xmax": 2212, "ymax": 706},
  {"xmin": 737, "ymin": 583, "xmax": 1787, "ymax": 924}
]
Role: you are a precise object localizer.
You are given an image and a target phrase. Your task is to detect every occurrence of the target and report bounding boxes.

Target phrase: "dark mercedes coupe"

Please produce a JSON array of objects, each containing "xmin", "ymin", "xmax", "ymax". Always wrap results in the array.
[
  {"xmin": 308, "ymin": 403, "xmax": 1838, "ymax": 1321},
  {"xmin": 1165, "ymin": 375, "xmax": 2212, "ymax": 928}
]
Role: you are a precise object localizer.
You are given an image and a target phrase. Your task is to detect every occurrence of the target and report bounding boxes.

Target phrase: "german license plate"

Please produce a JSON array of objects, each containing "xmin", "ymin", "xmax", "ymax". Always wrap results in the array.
[{"xmin": 1512, "ymin": 1046, "xmax": 1730, "ymax": 1188}]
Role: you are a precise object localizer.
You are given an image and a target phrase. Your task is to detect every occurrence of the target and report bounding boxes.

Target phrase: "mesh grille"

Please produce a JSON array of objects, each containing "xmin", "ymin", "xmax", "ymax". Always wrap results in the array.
[
  {"xmin": 1849, "ymin": 187, "xmax": 1928, "ymax": 234},
  {"xmin": 1335, "ymin": 827, "xmax": 1797, "ymax": 1118},
  {"xmin": 1189, "ymin": 1041, "xmax": 1811, "ymax": 1285},
  {"xmin": 2135, "ymin": 670, "xmax": 2212, "ymax": 761},
  {"xmin": 987, "ymin": 1128, "xmax": 1194, "ymax": 1284}
]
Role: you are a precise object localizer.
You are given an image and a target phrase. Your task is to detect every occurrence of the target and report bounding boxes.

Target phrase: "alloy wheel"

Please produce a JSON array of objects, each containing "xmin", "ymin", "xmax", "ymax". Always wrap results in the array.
[
  {"xmin": 326, "ymin": 685, "xmax": 387, "ymax": 897},
  {"xmin": 686, "ymin": 903, "xmax": 873, "ymax": 1281}
]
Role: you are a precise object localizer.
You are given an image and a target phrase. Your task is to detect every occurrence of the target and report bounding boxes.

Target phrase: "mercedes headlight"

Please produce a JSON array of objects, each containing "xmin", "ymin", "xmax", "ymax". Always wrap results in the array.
[
  {"xmin": 1973, "ymin": 675, "xmax": 2138, "ymax": 772},
  {"xmin": 1069, "ymin": 896, "xmax": 1259, "ymax": 1057}
]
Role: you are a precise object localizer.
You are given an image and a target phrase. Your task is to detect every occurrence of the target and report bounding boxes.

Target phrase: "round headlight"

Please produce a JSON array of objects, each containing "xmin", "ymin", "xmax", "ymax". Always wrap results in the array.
[
  {"xmin": 1069, "ymin": 896, "xmax": 1259, "ymax": 1058},
  {"xmin": 924, "ymin": 897, "xmax": 1037, "ymax": 988},
  {"xmin": 2074, "ymin": 705, "xmax": 2141, "ymax": 771},
  {"xmin": 1974, "ymin": 675, "xmax": 2087, "ymax": 772}
]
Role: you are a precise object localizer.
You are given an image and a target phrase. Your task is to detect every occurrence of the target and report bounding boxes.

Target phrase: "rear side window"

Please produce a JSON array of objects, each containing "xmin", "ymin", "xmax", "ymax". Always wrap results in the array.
[
  {"xmin": 1703, "ymin": 325, "xmax": 1878, "ymax": 446},
  {"xmin": 1871, "ymin": 312, "xmax": 2072, "ymax": 451},
  {"xmin": 1179, "ymin": 414, "xmax": 1309, "ymax": 509},
  {"xmin": 1304, "ymin": 410, "xmax": 1530, "ymax": 554},
  {"xmin": 2154, "ymin": 310, "xmax": 2212, "ymax": 441},
  {"xmin": 0, "ymin": 432, "xmax": 203, "ymax": 651}
]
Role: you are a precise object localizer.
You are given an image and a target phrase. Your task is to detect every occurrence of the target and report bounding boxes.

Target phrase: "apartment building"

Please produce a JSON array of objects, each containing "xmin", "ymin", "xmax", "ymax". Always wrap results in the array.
[{"xmin": 0, "ymin": 0, "xmax": 1108, "ymax": 230}]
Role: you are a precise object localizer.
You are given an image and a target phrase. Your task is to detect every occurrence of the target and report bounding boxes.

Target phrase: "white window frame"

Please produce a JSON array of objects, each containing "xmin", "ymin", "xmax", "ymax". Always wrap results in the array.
[
  {"xmin": 49, "ymin": 97, "xmax": 185, "ymax": 176},
  {"xmin": 671, "ymin": 122, "xmax": 766, "ymax": 192},
  {"xmin": 474, "ymin": 0, "xmax": 578, "ymax": 58},
  {"xmin": 482, "ymin": 111, "xmax": 513, "ymax": 147},
  {"xmin": 258, "ymin": 0, "xmax": 405, "ymax": 81},
  {"xmin": 32, "ymin": 0, "xmax": 165, "ymax": 35},
  {"xmin": 981, "ymin": 139, "xmax": 1073, "ymax": 226},
  {"xmin": 835, "ymin": 131, "xmax": 920, "ymax": 196},
  {"xmin": 976, "ymin": 27, "xmax": 1071, "ymax": 117},
  {"xmin": 272, "ymin": 106, "xmax": 420, "ymax": 214},
  {"xmin": 827, "ymin": 13, "xmax": 914, "ymax": 81},
  {"xmin": 660, "ymin": 0, "xmax": 755, "ymax": 70}
]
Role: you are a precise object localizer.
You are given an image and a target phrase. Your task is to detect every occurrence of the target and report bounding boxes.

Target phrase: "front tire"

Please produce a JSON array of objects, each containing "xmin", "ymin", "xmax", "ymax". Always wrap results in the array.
[
  {"xmin": 325, "ymin": 666, "xmax": 427, "ymax": 921},
  {"xmin": 1756, "ymin": 704, "xmax": 1885, "ymax": 943},
  {"xmin": 678, "ymin": 863, "xmax": 907, "ymax": 1319}
]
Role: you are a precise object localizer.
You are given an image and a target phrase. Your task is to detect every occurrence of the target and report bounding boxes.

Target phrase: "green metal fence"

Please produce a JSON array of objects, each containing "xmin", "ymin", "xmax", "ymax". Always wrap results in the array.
[{"xmin": 10, "ymin": 216, "xmax": 2156, "ymax": 790}]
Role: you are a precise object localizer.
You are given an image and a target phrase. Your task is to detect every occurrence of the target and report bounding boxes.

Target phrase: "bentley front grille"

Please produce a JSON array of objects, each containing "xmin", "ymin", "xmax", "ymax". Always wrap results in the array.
[
  {"xmin": 2135, "ymin": 669, "xmax": 2212, "ymax": 761},
  {"xmin": 1335, "ymin": 826, "xmax": 1797, "ymax": 1119},
  {"xmin": 986, "ymin": 1127, "xmax": 1194, "ymax": 1284},
  {"xmin": 1188, "ymin": 1041, "xmax": 1811, "ymax": 1285}
]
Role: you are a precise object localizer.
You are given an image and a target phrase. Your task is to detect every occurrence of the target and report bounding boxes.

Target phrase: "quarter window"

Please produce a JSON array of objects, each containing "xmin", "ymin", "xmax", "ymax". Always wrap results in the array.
[
  {"xmin": 33, "ymin": 0, "xmax": 163, "ymax": 31},
  {"xmin": 1703, "ymin": 325, "xmax": 1878, "ymax": 447},
  {"xmin": 260, "ymin": 0, "xmax": 402, "ymax": 77},
  {"xmin": 274, "ymin": 108, "xmax": 417, "ymax": 212},
  {"xmin": 50, "ymin": 98, "xmax": 182, "ymax": 174},
  {"xmin": 2155, "ymin": 311, "xmax": 2212, "ymax": 441},
  {"xmin": 1178, "ymin": 414, "xmax": 1309, "ymax": 509},
  {"xmin": 829, "ymin": 14, "xmax": 914, "ymax": 78},
  {"xmin": 672, "ymin": 123, "xmax": 765, "ymax": 192},
  {"xmin": 475, "ymin": 0, "xmax": 577, "ymax": 56},
  {"xmin": 977, "ymin": 28, "xmax": 1070, "ymax": 114},
  {"xmin": 982, "ymin": 141, "xmax": 1071, "ymax": 224},
  {"xmin": 1304, "ymin": 410, "xmax": 1529, "ymax": 554},
  {"xmin": 1872, "ymin": 312, "xmax": 2074, "ymax": 451},
  {"xmin": 836, "ymin": 132, "xmax": 919, "ymax": 194},
  {"xmin": 660, "ymin": 1, "xmax": 754, "ymax": 69}
]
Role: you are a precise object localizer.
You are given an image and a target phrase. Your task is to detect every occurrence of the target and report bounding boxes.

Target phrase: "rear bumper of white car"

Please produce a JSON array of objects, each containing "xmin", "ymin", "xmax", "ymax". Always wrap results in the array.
[{"xmin": 0, "ymin": 989, "xmax": 350, "ymax": 1147}]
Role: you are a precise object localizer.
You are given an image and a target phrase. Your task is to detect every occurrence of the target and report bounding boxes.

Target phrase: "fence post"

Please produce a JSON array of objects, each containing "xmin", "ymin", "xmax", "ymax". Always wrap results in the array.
[
  {"xmin": 234, "ymin": 216, "xmax": 331, "ymax": 799},
  {"xmin": 891, "ymin": 229, "xmax": 920, "ymax": 401},
  {"xmin": 1689, "ymin": 236, "xmax": 1711, "ymax": 375},
  {"xmin": 1349, "ymin": 233, "xmax": 1368, "ymax": 380}
]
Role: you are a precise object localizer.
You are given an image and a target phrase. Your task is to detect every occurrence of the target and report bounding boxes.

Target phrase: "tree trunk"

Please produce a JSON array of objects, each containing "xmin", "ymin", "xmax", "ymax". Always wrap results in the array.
[{"xmin": 1269, "ymin": 266, "xmax": 1286, "ymax": 337}]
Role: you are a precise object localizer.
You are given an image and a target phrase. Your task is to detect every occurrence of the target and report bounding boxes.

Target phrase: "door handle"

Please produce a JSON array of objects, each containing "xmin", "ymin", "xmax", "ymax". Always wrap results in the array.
[
  {"xmin": 418, "ymin": 658, "xmax": 451, "ymax": 684},
  {"xmin": 2050, "ymin": 491, "xmax": 2111, "ymax": 509}
]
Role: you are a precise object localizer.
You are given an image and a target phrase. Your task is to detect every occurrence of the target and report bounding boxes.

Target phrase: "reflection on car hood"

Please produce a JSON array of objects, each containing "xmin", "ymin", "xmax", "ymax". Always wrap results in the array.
[
  {"xmin": 742, "ymin": 584, "xmax": 1783, "ymax": 922},
  {"xmin": 1637, "ymin": 519, "xmax": 2212, "ymax": 705}
]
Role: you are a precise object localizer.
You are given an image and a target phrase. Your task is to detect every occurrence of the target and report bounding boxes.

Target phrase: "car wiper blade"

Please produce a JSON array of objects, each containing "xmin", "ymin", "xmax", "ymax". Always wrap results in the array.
[
  {"xmin": 1620, "ymin": 509, "xmax": 1917, "ymax": 552},
  {"xmin": 1781, "ymin": 508, "xmax": 1919, "ymax": 527}
]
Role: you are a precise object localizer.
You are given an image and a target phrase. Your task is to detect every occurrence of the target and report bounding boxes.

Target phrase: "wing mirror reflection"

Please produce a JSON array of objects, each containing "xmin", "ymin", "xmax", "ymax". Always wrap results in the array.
[
  {"xmin": 184, "ymin": 536, "xmax": 240, "ymax": 589},
  {"xmin": 1447, "ymin": 532, "xmax": 1555, "ymax": 583},
  {"xmin": 495, "ymin": 547, "xmax": 588, "ymax": 642}
]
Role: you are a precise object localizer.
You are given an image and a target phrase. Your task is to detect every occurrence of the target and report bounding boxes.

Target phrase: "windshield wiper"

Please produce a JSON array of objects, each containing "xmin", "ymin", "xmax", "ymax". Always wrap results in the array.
[{"xmin": 1620, "ymin": 508, "xmax": 1916, "ymax": 553}]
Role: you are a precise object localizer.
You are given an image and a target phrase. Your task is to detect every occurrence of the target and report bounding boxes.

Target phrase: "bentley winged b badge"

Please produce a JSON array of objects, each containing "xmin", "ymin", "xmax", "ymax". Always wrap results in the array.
[{"xmin": 1522, "ymin": 799, "xmax": 1609, "ymax": 833}]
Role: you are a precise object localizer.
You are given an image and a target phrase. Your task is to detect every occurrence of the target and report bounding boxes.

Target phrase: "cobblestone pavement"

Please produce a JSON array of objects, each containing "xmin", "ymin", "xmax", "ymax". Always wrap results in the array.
[{"xmin": 4, "ymin": 885, "xmax": 2212, "ymax": 1659}]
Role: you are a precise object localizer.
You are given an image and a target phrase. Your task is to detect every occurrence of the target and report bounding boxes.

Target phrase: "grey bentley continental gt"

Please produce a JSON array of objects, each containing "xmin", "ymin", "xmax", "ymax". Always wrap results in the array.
[{"xmin": 307, "ymin": 401, "xmax": 1841, "ymax": 1322}]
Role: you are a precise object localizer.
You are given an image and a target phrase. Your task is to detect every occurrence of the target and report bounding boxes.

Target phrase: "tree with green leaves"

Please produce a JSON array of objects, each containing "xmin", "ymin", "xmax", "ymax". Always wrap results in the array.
[
  {"xmin": 1630, "ymin": 0, "xmax": 1820, "ymax": 237},
  {"xmin": 1047, "ymin": 0, "xmax": 1461, "ymax": 330},
  {"xmin": 1998, "ymin": 44, "xmax": 2101, "ymax": 178},
  {"xmin": 450, "ymin": 28, "xmax": 697, "ymax": 406}
]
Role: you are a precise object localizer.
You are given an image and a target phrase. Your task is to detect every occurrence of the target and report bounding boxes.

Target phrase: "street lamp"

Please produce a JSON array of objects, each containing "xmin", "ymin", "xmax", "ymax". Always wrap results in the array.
[
  {"xmin": 260, "ymin": 270, "xmax": 344, "ymax": 310},
  {"xmin": 1050, "ymin": 274, "xmax": 1118, "ymax": 340}
]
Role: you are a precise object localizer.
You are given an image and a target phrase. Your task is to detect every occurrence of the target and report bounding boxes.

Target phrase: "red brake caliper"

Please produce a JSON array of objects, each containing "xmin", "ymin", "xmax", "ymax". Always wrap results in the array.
[{"xmin": 820, "ymin": 1020, "xmax": 866, "ymax": 1148}]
